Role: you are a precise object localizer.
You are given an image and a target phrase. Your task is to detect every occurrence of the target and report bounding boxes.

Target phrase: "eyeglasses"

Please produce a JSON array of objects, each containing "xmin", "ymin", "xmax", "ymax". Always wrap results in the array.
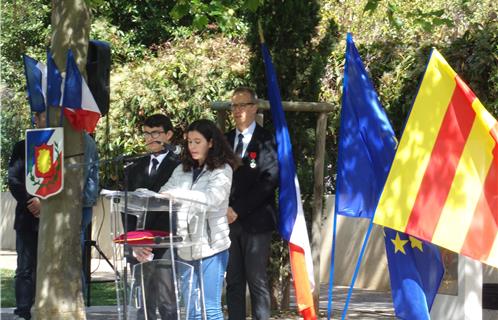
[
  {"xmin": 143, "ymin": 130, "xmax": 164, "ymax": 139},
  {"xmin": 230, "ymin": 102, "xmax": 255, "ymax": 110}
]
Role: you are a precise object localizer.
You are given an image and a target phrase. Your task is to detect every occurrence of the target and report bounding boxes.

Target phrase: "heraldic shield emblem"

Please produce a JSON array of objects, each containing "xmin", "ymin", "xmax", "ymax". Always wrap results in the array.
[{"xmin": 26, "ymin": 127, "xmax": 64, "ymax": 199}]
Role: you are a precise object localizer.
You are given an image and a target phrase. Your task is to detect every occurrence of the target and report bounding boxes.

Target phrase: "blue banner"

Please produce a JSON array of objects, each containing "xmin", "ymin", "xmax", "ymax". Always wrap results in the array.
[{"xmin": 335, "ymin": 33, "xmax": 397, "ymax": 218}]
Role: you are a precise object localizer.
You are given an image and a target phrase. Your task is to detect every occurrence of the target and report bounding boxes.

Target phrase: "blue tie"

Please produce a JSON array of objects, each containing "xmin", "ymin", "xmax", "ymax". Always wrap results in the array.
[
  {"xmin": 235, "ymin": 133, "xmax": 244, "ymax": 156},
  {"xmin": 150, "ymin": 158, "xmax": 159, "ymax": 176}
]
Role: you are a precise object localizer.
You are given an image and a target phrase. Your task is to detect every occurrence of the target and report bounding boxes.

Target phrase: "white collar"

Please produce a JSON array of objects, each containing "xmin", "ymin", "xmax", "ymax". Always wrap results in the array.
[
  {"xmin": 150, "ymin": 151, "xmax": 168, "ymax": 165},
  {"xmin": 236, "ymin": 121, "xmax": 256, "ymax": 137}
]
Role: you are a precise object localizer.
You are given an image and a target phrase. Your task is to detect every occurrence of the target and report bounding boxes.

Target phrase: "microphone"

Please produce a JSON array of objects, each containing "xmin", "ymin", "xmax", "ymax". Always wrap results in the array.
[
  {"xmin": 120, "ymin": 142, "xmax": 181, "ymax": 165},
  {"xmin": 67, "ymin": 143, "xmax": 181, "ymax": 168},
  {"xmin": 152, "ymin": 141, "xmax": 181, "ymax": 155},
  {"xmin": 153, "ymin": 235, "xmax": 183, "ymax": 244}
]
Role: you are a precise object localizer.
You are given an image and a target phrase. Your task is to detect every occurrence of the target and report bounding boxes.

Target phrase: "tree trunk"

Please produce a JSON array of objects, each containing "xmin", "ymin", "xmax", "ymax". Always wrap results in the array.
[{"xmin": 32, "ymin": 1, "xmax": 91, "ymax": 319}]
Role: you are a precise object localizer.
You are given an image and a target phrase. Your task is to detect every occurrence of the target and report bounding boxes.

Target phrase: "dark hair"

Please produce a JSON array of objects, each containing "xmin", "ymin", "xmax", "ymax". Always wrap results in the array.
[
  {"xmin": 143, "ymin": 114, "xmax": 173, "ymax": 133},
  {"xmin": 181, "ymin": 119, "xmax": 239, "ymax": 172},
  {"xmin": 232, "ymin": 86, "xmax": 258, "ymax": 102}
]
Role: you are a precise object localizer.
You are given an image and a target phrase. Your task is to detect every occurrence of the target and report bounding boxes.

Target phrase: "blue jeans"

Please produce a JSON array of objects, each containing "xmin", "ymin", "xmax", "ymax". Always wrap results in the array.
[
  {"xmin": 183, "ymin": 250, "xmax": 229, "ymax": 320},
  {"xmin": 15, "ymin": 230, "xmax": 38, "ymax": 320}
]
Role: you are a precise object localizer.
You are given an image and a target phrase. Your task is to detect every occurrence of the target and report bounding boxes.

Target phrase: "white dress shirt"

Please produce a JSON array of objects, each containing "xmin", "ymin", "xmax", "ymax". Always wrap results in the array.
[
  {"xmin": 234, "ymin": 121, "xmax": 256, "ymax": 157},
  {"xmin": 148, "ymin": 151, "xmax": 168, "ymax": 175}
]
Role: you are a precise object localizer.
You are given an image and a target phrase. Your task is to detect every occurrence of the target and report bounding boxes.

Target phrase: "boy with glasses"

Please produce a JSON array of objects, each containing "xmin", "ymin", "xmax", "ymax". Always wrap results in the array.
[{"xmin": 125, "ymin": 114, "xmax": 180, "ymax": 320}]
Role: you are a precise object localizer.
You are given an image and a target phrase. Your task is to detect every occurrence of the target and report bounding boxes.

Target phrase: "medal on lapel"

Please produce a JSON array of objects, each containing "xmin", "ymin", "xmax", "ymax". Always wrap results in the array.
[{"xmin": 249, "ymin": 152, "xmax": 257, "ymax": 168}]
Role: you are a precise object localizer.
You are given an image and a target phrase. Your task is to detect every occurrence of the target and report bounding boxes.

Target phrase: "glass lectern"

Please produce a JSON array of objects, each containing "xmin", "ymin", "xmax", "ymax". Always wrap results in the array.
[{"xmin": 102, "ymin": 189, "xmax": 208, "ymax": 320}]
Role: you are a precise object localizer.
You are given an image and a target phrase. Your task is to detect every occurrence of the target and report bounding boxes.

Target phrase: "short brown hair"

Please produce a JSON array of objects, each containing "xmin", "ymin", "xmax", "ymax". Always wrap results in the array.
[{"xmin": 232, "ymin": 86, "xmax": 258, "ymax": 102}]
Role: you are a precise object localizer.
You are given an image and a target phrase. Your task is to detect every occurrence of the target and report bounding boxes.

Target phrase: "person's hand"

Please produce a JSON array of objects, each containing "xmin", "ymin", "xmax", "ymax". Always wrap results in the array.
[
  {"xmin": 160, "ymin": 191, "xmax": 172, "ymax": 198},
  {"xmin": 133, "ymin": 247, "xmax": 153, "ymax": 263},
  {"xmin": 227, "ymin": 207, "xmax": 238, "ymax": 224},
  {"xmin": 27, "ymin": 197, "xmax": 41, "ymax": 218}
]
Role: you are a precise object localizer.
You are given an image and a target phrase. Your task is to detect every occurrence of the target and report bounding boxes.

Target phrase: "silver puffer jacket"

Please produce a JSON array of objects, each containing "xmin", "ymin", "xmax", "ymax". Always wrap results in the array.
[{"xmin": 160, "ymin": 164, "xmax": 232, "ymax": 260}]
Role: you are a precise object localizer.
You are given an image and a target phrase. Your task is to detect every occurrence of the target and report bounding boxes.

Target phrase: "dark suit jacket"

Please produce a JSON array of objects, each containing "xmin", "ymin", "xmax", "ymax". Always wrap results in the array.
[
  {"xmin": 8, "ymin": 140, "xmax": 39, "ymax": 231},
  {"xmin": 124, "ymin": 151, "xmax": 180, "ymax": 260},
  {"xmin": 125, "ymin": 151, "xmax": 180, "ymax": 231},
  {"xmin": 226, "ymin": 124, "xmax": 279, "ymax": 233},
  {"xmin": 127, "ymin": 152, "xmax": 180, "ymax": 193}
]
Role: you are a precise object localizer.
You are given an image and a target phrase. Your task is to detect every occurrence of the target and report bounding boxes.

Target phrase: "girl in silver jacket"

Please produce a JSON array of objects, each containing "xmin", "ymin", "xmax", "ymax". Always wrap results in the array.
[{"xmin": 160, "ymin": 119, "xmax": 239, "ymax": 320}]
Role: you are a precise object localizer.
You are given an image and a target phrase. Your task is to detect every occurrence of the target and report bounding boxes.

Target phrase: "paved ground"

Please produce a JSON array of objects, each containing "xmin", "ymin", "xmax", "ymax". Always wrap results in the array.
[
  {"xmin": 1, "ymin": 290, "xmax": 395, "ymax": 320},
  {"xmin": 3, "ymin": 250, "xmax": 498, "ymax": 319},
  {"xmin": 1, "ymin": 250, "xmax": 396, "ymax": 319}
]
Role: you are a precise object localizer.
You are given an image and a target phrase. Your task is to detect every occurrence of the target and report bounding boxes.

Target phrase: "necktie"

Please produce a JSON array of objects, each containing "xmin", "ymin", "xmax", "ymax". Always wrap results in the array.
[
  {"xmin": 235, "ymin": 133, "xmax": 244, "ymax": 157},
  {"xmin": 150, "ymin": 158, "xmax": 159, "ymax": 176}
]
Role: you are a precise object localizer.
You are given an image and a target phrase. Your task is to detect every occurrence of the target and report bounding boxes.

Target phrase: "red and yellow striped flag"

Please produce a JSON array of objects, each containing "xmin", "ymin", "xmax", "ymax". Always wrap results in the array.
[{"xmin": 374, "ymin": 49, "xmax": 498, "ymax": 267}]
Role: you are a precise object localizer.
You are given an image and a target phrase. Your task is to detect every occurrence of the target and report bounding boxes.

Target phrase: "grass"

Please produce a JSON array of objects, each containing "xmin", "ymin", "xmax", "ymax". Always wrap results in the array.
[
  {"xmin": 88, "ymin": 280, "xmax": 117, "ymax": 306},
  {"xmin": 1, "ymin": 269, "xmax": 116, "ymax": 308},
  {"xmin": 1, "ymin": 269, "xmax": 15, "ymax": 308}
]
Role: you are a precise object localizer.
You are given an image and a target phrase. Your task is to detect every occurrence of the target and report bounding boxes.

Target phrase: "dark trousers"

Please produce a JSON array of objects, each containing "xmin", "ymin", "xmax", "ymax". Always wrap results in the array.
[
  {"xmin": 15, "ymin": 230, "xmax": 38, "ymax": 320},
  {"xmin": 134, "ymin": 260, "xmax": 177, "ymax": 320},
  {"xmin": 226, "ymin": 222, "xmax": 272, "ymax": 320},
  {"xmin": 81, "ymin": 207, "xmax": 93, "ymax": 301}
]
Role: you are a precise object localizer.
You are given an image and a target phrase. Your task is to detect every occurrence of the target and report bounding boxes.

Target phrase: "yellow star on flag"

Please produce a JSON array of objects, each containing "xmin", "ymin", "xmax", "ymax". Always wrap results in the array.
[
  {"xmin": 391, "ymin": 232, "xmax": 408, "ymax": 254},
  {"xmin": 409, "ymin": 236, "xmax": 424, "ymax": 252}
]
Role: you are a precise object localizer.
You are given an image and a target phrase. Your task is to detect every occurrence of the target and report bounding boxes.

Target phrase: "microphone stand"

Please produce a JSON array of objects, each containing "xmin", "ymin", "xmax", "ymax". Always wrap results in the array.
[
  {"xmin": 120, "ymin": 152, "xmax": 154, "ymax": 320},
  {"xmin": 121, "ymin": 157, "xmax": 137, "ymax": 320},
  {"xmin": 66, "ymin": 142, "xmax": 179, "ymax": 170},
  {"xmin": 119, "ymin": 144, "xmax": 170, "ymax": 320}
]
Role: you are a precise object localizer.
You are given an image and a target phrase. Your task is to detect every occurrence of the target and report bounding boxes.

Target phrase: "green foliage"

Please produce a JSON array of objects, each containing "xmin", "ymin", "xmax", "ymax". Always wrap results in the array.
[
  {"xmin": 320, "ymin": 0, "xmax": 497, "ymax": 193},
  {"xmin": 97, "ymin": 35, "xmax": 250, "ymax": 187},
  {"xmin": 170, "ymin": 0, "xmax": 258, "ymax": 36},
  {"xmin": 94, "ymin": 1, "xmax": 178, "ymax": 47},
  {"xmin": 0, "ymin": 0, "xmax": 51, "ymax": 191},
  {"xmin": 95, "ymin": 0, "xmax": 255, "ymax": 48},
  {"xmin": 89, "ymin": 18, "xmax": 148, "ymax": 64},
  {"xmin": 363, "ymin": 0, "xmax": 455, "ymax": 31},
  {"xmin": 443, "ymin": 21, "xmax": 498, "ymax": 116},
  {"xmin": 0, "ymin": 0, "xmax": 51, "ymax": 64}
]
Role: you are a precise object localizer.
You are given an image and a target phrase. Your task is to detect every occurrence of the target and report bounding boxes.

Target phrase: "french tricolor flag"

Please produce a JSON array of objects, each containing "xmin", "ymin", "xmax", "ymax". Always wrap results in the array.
[
  {"xmin": 23, "ymin": 55, "xmax": 47, "ymax": 112},
  {"xmin": 261, "ymin": 42, "xmax": 316, "ymax": 319},
  {"xmin": 46, "ymin": 49, "xmax": 63, "ymax": 108},
  {"xmin": 62, "ymin": 49, "xmax": 101, "ymax": 133}
]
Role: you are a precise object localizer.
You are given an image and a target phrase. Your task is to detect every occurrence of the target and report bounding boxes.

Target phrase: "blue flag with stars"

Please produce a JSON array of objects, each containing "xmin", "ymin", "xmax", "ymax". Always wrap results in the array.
[{"xmin": 385, "ymin": 227, "xmax": 444, "ymax": 320}]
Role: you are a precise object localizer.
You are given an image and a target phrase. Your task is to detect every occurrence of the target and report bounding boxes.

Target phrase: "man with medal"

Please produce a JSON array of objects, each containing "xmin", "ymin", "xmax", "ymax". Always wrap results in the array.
[{"xmin": 225, "ymin": 87, "xmax": 279, "ymax": 320}]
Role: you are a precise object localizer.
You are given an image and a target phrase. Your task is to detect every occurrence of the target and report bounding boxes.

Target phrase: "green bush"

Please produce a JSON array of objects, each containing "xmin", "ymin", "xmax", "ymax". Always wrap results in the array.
[
  {"xmin": 0, "ymin": 0, "xmax": 51, "ymax": 190},
  {"xmin": 96, "ymin": 35, "xmax": 251, "ymax": 187},
  {"xmin": 319, "ymin": 0, "xmax": 498, "ymax": 192}
]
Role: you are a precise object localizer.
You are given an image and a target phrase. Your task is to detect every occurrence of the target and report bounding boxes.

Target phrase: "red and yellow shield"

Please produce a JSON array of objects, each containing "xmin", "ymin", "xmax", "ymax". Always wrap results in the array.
[{"xmin": 34, "ymin": 144, "xmax": 56, "ymax": 178}]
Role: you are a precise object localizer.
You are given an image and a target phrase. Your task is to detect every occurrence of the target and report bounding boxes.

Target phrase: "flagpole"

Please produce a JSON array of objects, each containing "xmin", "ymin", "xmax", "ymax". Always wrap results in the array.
[
  {"xmin": 46, "ymin": 49, "xmax": 50, "ymax": 127},
  {"xmin": 341, "ymin": 217, "xmax": 374, "ymax": 319},
  {"xmin": 326, "ymin": 207, "xmax": 339, "ymax": 319},
  {"xmin": 59, "ymin": 106, "xmax": 64, "ymax": 127},
  {"xmin": 258, "ymin": 19, "xmax": 265, "ymax": 44}
]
